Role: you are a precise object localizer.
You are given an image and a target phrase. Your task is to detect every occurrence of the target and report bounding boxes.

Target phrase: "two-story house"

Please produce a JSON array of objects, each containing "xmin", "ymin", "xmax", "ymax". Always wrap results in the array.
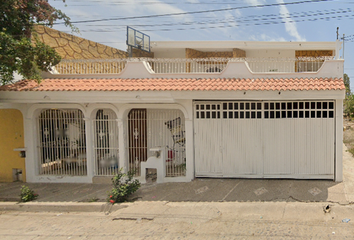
[{"xmin": 0, "ymin": 40, "xmax": 345, "ymax": 183}]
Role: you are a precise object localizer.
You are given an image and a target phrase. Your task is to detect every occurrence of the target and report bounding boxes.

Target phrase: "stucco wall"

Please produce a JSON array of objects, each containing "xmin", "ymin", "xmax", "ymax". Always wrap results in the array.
[{"xmin": 0, "ymin": 109, "xmax": 25, "ymax": 182}]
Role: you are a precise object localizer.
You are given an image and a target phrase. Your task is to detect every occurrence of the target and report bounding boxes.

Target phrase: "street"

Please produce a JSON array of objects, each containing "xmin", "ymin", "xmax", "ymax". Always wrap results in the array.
[{"xmin": 1, "ymin": 201, "xmax": 353, "ymax": 239}]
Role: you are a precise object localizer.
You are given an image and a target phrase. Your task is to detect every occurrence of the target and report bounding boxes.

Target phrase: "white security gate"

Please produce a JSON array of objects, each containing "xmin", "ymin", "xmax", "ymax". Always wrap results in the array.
[
  {"xmin": 194, "ymin": 101, "xmax": 335, "ymax": 179},
  {"xmin": 127, "ymin": 109, "xmax": 186, "ymax": 177},
  {"xmin": 93, "ymin": 109, "xmax": 119, "ymax": 176},
  {"xmin": 38, "ymin": 109, "xmax": 87, "ymax": 176}
]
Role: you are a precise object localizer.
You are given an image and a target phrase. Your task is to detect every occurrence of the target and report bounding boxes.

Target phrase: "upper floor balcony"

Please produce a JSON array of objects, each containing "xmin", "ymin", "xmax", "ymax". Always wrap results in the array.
[{"xmin": 46, "ymin": 56, "xmax": 343, "ymax": 80}]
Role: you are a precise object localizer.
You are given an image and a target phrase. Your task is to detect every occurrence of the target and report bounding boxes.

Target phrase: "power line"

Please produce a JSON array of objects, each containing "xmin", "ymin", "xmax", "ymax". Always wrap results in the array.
[
  {"xmin": 81, "ymin": 8, "xmax": 352, "ymax": 29},
  {"xmin": 54, "ymin": 0, "xmax": 330, "ymax": 25},
  {"xmin": 73, "ymin": 9, "xmax": 354, "ymax": 33}
]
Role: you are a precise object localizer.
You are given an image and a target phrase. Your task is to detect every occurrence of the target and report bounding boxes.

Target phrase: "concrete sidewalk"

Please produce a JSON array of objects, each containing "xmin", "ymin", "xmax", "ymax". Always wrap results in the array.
[{"xmin": 1, "ymin": 145, "xmax": 353, "ymax": 212}]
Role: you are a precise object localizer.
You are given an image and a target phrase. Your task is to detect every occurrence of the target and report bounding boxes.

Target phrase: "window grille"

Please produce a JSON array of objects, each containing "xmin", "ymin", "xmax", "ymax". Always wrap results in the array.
[
  {"xmin": 195, "ymin": 101, "xmax": 334, "ymax": 120},
  {"xmin": 38, "ymin": 109, "xmax": 87, "ymax": 176},
  {"xmin": 264, "ymin": 101, "xmax": 334, "ymax": 119}
]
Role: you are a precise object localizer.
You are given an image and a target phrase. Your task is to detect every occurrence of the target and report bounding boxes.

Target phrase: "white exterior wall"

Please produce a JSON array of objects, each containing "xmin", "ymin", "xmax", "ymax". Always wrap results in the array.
[
  {"xmin": 3, "ymin": 88, "xmax": 343, "ymax": 183},
  {"xmin": 335, "ymin": 99, "xmax": 343, "ymax": 182},
  {"xmin": 15, "ymin": 101, "xmax": 193, "ymax": 183},
  {"xmin": 0, "ymin": 40, "xmax": 345, "ymax": 183}
]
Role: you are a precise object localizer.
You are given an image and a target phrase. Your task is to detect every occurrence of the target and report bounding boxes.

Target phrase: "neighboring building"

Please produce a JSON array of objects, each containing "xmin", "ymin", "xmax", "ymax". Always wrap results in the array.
[{"xmin": 0, "ymin": 40, "xmax": 345, "ymax": 183}]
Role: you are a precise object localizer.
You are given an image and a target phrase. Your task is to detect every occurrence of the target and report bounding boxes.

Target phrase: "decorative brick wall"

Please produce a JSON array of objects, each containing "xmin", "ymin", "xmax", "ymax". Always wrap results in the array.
[
  {"xmin": 186, "ymin": 48, "xmax": 233, "ymax": 58},
  {"xmin": 185, "ymin": 48, "xmax": 245, "ymax": 72},
  {"xmin": 233, "ymin": 48, "xmax": 246, "ymax": 58},
  {"xmin": 132, "ymin": 48, "xmax": 154, "ymax": 58},
  {"xmin": 186, "ymin": 48, "xmax": 203, "ymax": 58},
  {"xmin": 33, "ymin": 25, "xmax": 128, "ymax": 59},
  {"xmin": 186, "ymin": 48, "xmax": 246, "ymax": 58},
  {"xmin": 295, "ymin": 50, "xmax": 333, "ymax": 57},
  {"xmin": 295, "ymin": 50, "xmax": 333, "ymax": 72}
]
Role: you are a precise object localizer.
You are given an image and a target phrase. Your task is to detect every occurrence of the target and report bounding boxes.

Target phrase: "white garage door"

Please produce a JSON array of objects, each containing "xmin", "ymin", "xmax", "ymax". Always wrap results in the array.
[{"xmin": 194, "ymin": 101, "xmax": 335, "ymax": 179}]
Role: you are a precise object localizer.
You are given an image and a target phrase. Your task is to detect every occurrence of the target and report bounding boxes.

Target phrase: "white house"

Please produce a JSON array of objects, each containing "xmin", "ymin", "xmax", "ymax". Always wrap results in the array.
[{"xmin": 0, "ymin": 40, "xmax": 345, "ymax": 183}]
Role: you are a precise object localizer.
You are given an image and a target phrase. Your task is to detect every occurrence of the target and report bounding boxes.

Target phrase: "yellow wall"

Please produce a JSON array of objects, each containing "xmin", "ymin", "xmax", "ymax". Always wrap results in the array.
[{"xmin": 0, "ymin": 109, "xmax": 26, "ymax": 182}]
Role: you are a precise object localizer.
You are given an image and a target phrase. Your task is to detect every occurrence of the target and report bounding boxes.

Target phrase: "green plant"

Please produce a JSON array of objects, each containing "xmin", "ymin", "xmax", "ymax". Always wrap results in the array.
[
  {"xmin": 19, "ymin": 185, "xmax": 38, "ymax": 202},
  {"xmin": 88, "ymin": 197, "xmax": 99, "ymax": 202},
  {"xmin": 344, "ymin": 94, "xmax": 354, "ymax": 118},
  {"xmin": 108, "ymin": 168, "xmax": 141, "ymax": 204},
  {"xmin": 348, "ymin": 147, "xmax": 354, "ymax": 157}
]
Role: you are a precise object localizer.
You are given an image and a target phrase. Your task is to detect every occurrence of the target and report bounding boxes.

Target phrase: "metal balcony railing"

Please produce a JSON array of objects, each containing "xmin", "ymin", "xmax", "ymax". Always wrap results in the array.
[{"xmin": 52, "ymin": 57, "xmax": 335, "ymax": 75}]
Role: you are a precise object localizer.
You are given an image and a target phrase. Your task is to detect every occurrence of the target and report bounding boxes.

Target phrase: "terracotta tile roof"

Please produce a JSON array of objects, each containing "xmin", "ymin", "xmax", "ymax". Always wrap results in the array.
[{"xmin": 0, "ymin": 77, "xmax": 345, "ymax": 92}]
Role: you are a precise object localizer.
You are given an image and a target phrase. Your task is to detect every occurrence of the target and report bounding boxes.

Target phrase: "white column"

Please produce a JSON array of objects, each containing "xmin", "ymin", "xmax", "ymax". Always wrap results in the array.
[
  {"xmin": 84, "ymin": 117, "xmax": 94, "ymax": 182},
  {"xmin": 117, "ymin": 118, "xmax": 126, "ymax": 172},
  {"xmin": 23, "ymin": 116, "xmax": 37, "ymax": 182},
  {"xmin": 335, "ymin": 99, "xmax": 343, "ymax": 182},
  {"xmin": 185, "ymin": 118, "xmax": 195, "ymax": 181}
]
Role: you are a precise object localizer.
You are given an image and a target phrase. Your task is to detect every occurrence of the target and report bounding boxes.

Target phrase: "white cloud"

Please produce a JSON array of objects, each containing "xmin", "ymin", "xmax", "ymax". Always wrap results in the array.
[
  {"xmin": 276, "ymin": 0, "xmax": 306, "ymax": 41},
  {"xmin": 249, "ymin": 34, "xmax": 287, "ymax": 42},
  {"xmin": 244, "ymin": 0, "xmax": 266, "ymax": 6}
]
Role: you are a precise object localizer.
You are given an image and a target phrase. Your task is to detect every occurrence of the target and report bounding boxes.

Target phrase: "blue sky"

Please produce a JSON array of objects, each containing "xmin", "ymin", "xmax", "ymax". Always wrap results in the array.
[{"xmin": 50, "ymin": 0, "xmax": 354, "ymax": 89}]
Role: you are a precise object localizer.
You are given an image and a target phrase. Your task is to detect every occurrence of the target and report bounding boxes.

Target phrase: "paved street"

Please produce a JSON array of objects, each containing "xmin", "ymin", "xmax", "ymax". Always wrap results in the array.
[
  {"xmin": 0, "ymin": 144, "xmax": 353, "ymax": 239},
  {"xmin": 0, "ymin": 202, "xmax": 353, "ymax": 239}
]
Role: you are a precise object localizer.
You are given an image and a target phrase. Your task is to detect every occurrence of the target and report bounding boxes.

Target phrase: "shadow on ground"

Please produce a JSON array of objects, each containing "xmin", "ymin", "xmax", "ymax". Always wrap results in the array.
[
  {"xmin": 135, "ymin": 178, "xmax": 344, "ymax": 203},
  {"xmin": 0, "ymin": 178, "xmax": 345, "ymax": 204}
]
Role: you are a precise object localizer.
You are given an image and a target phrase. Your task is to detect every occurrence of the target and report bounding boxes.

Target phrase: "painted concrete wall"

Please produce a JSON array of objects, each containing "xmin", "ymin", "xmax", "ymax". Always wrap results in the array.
[
  {"xmin": 0, "ymin": 109, "xmax": 25, "ymax": 182},
  {"xmin": 20, "ymin": 102, "xmax": 193, "ymax": 183}
]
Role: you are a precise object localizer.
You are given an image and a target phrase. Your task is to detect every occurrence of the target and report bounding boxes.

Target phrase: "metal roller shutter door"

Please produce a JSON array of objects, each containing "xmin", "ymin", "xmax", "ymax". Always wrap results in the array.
[{"xmin": 194, "ymin": 101, "xmax": 335, "ymax": 179}]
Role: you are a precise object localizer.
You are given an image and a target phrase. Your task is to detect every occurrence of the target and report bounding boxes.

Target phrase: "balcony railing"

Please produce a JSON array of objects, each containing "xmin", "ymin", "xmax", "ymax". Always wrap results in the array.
[
  {"xmin": 54, "ymin": 59, "xmax": 127, "ymax": 74},
  {"xmin": 52, "ymin": 57, "xmax": 335, "ymax": 75}
]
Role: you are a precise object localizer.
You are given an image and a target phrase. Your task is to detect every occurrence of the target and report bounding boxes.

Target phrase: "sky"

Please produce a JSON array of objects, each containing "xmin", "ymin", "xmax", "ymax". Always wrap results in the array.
[{"xmin": 50, "ymin": 0, "xmax": 354, "ymax": 89}]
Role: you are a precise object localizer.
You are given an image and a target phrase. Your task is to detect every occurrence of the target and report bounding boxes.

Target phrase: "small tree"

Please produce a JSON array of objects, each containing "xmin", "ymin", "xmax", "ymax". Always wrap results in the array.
[
  {"xmin": 0, "ymin": 0, "xmax": 77, "ymax": 85},
  {"xmin": 343, "ymin": 74, "xmax": 354, "ymax": 118},
  {"xmin": 344, "ymin": 73, "xmax": 351, "ymax": 96},
  {"xmin": 344, "ymin": 94, "xmax": 354, "ymax": 119}
]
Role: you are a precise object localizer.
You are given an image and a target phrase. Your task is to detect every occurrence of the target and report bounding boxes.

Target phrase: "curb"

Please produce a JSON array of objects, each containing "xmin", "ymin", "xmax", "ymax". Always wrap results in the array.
[{"xmin": 0, "ymin": 202, "xmax": 127, "ymax": 213}]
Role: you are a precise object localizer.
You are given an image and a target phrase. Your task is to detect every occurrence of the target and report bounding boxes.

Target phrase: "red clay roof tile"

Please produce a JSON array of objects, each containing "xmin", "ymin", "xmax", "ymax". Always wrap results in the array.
[{"xmin": 0, "ymin": 78, "xmax": 345, "ymax": 92}]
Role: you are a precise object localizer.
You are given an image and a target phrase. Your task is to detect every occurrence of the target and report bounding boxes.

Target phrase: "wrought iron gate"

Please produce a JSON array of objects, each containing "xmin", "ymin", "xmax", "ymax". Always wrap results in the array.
[
  {"xmin": 127, "ymin": 109, "xmax": 186, "ymax": 177},
  {"xmin": 93, "ymin": 109, "xmax": 119, "ymax": 176},
  {"xmin": 38, "ymin": 109, "xmax": 87, "ymax": 175}
]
